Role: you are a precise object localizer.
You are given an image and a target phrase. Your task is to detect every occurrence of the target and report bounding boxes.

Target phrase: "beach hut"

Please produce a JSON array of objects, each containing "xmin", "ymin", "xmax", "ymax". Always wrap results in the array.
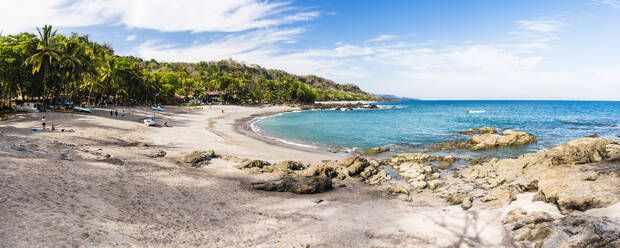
[{"xmin": 206, "ymin": 91, "xmax": 223, "ymax": 103}]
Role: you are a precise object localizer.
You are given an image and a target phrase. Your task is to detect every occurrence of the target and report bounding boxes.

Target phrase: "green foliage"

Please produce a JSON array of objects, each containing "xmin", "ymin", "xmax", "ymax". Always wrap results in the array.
[{"xmin": 0, "ymin": 26, "xmax": 376, "ymax": 107}]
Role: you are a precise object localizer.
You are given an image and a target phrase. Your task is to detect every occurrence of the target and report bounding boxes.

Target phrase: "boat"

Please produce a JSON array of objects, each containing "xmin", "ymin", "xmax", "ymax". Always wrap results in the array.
[
  {"xmin": 467, "ymin": 110, "xmax": 486, "ymax": 114},
  {"xmin": 74, "ymin": 106, "xmax": 92, "ymax": 113},
  {"xmin": 152, "ymin": 106, "xmax": 165, "ymax": 111},
  {"xmin": 144, "ymin": 118, "xmax": 157, "ymax": 126},
  {"xmin": 55, "ymin": 105, "xmax": 74, "ymax": 113},
  {"xmin": 55, "ymin": 108, "xmax": 73, "ymax": 113}
]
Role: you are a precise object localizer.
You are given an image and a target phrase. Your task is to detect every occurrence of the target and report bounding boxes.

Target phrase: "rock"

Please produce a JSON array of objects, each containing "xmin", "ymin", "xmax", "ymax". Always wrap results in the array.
[
  {"xmin": 461, "ymin": 196, "xmax": 473, "ymax": 210},
  {"xmin": 251, "ymin": 176, "xmax": 333, "ymax": 194},
  {"xmin": 363, "ymin": 147, "xmax": 390, "ymax": 156},
  {"xmin": 503, "ymin": 208, "xmax": 527, "ymax": 225},
  {"xmin": 464, "ymin": 137, "xmax": 620, "ymax": 213},
  {"xmin": 150, "ymin": 149, "xmax": 166, "ymax": 158},
  {"xmin": 385, "ymin": 185, "xmax": 408, "ymax": 195},
  {"xmin": 468, "ymin": 130, "xmax": 537, "ymax": 150},
  {"xmin": 439, "ymin": 161, "xmax": 451, "ymax": 170},
  {"xmin": 447, "ymin": 193, "xmax": 467, "ymax": 205},
  {"xmin": 427, "ymin": 179, "xmax": 444, "ymax": 191},
  {"xmin": 102, "ymin": 157, "xmax": 124, "ymax": 166},
  {"xmin": 274, "ymin": 160, "xmax": 305, "ymax": 171},
  {"xmin": 459, "ymin": 127, "xmax": 498, "ymax": 135},
  {"xmin": 236, "ymin": 159, "xmax": 270, "ymax": 169},
  {"xmin": 397, "ymin": 194, "xmax": 411, "ymax": 201},
  {"xmin": 304, "ymin": 156, "xmax": 390, "ymax": 185},
  {"xmin": 183, "ymin": 150, "xmax": 217, "ymax": 167},
  {"xmin": 504, "ymin": 210, "xmax": 620, "ymax": 248},
  {"xmin": 532, "ymin": 191, "xmax": 546, "ymax": 202}
]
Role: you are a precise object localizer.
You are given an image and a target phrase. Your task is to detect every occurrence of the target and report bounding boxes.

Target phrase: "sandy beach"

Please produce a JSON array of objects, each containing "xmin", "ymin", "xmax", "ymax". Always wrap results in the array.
[{"xmin": 0, "ymin": 105, "xmax": 617, "ymax": 247}]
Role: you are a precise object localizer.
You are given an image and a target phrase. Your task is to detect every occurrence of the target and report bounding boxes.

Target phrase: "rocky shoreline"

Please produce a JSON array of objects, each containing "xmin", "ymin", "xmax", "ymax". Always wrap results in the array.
[{"xmin": 217, "ymin": 125, "xmax": 620, "ymax": 247}]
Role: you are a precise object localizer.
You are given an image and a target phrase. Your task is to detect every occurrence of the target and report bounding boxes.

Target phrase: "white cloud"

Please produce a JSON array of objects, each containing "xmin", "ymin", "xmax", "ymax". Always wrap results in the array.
[
  {"xmin": 125, "ymin": 34, "xmax": 137, "ymax": 41},
  {"xmin": 516, "ymin": 19, "xmax": 565, "ymax": 32},
  {"xmin": 0, "ymin": 0, "xmax": 318, "ymax": 34},
  {"xmin": 368, "ymin": 34, "xmax": 396, "ymax": 42}
]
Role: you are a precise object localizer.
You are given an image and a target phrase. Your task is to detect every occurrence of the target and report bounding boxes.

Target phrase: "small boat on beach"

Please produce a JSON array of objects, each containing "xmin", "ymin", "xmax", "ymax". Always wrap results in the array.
[
  {"xmin": 467, "ymin": 110, "xmax": 486, "ymax": 114},
  {"xmin": 55, "ymin": 108, "xmax": 73, "ymax": 113},
  {"xmin": 144, "ymin": 118, "xmax": 157, "ymax": 126},
  {"xmin": 73, "ymin": 106, "xmax": 92, "ymax": 113},
  {"xmin": 152, "ymin": 106, "xmax": 165, "ymax": 111}
]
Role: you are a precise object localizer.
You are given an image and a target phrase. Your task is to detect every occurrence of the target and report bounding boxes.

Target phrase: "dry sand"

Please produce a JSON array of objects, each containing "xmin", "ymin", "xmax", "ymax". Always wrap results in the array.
[{"xmin": 0, "ymin": 105, "xmax": 616, "ymax": 247}]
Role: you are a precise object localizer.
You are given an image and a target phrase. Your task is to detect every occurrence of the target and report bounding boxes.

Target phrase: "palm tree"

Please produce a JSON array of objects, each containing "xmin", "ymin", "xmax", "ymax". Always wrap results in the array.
[{"xmin": 25, "ymin": 25, "xmax": 61, "ymax": 106}]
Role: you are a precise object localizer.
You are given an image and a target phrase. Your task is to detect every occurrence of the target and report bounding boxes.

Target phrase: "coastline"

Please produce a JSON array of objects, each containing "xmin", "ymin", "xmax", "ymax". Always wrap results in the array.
[
  {"xmin": 233, "ymin": 108, "xmax": 346, "ymax": 158},
  {"xmin": 1, "ymin": 104, "xmax": 618, "ymax": 247}
]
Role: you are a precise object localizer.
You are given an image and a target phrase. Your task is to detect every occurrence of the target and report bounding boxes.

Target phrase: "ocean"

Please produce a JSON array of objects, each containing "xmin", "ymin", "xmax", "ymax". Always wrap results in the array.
[{"xmin": 252, "ymin": 101, "xmax": 620, "ymax": 158}]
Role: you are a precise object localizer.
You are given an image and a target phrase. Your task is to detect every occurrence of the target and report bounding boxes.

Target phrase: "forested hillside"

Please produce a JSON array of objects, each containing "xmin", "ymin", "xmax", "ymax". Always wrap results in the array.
[{"xmin": 0, "ymin": 25, "xmax": 378, "ymax": 108}]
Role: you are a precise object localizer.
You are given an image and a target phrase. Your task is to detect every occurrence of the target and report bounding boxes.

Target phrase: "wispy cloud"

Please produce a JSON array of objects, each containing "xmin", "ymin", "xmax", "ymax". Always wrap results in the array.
[
  {"xmin": 125, "ymin": 34, "xmax": 137, "ymax": 41},
  {"xmin": 368, "ymin": 34, "xmax": 396, "ymax": 42},
  {"xmin": 593, "ymin": 0, "xmax": 620, "ymax": 8},
  {"xmin": 0, "ymin": 0, "xmax": 318, "ymax": 33},
  {"xmin": 516, "ymin": 19, "xmax": 565, "ymax": 32}
]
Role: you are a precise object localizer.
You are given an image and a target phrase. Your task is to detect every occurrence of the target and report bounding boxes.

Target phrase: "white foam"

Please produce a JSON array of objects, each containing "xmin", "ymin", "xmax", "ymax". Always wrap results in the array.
[{"xmin": 248, "ymin": 112, "xmax": 319, "ymax": 149}]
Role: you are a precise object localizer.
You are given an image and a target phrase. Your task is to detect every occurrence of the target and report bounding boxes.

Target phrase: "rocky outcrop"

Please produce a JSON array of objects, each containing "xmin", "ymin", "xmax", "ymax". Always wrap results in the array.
[
  {"xmin": 235, "ymin": 156, "xmax": 390, "ymax": 185},
  {"xmin": 428, "ymin": 129, "xmax": 537, "ymax": 151},
  {"xmin": 250, "ymin": 176, "xmax": 333, "ymax": 194},
  {"xmin": 183, "ymin": 150, "xmax": 217, "ymax": 167},
  {"xmin": 362, "ymin": 146, "xmax": 391, "ymax": 156},
  {"xmin": 464, "ymin": 137, "xmax": 620, "ymax": 213},
  {"xmin": 393, "ymin": 162, "xmax": 443, "ymax": 192},
  {"xmin": 503, "ymin": 208, "xmax": 619, "ymax": 248},
  {"xmin": 459, "ymin": 127, "xmax": 498, "ymax": 135},
  {"xmin": 302, "ymin": 102, "xmax": 378, "ymax": 111},
  {"xmin": 469, "ymin": 130, "xmax": 537, "ymax": 150},
  {"xmin": 305, "ymin": 156, "xmax": 391, "ymax": 185},
  {"xmin": 388, "ymin": 153, "xmax": 459, "ymax": 168}
]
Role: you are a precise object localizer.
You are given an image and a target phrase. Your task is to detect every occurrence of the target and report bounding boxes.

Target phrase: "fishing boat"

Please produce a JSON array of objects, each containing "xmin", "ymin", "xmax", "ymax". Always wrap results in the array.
[
  {"xmin": 74, "ymin": 106, "xmax": 92, "ymax": 113},
  {"xmin": 467, "ymin": 110, "xmax": 486, "ymax": 114},
  {"xmin": 144, "ymin": 118, "xmax": 157, "ymax": 126},
  {"xmin": 152, "ymin": 106, "xmax": 165, "ymax": 111}
]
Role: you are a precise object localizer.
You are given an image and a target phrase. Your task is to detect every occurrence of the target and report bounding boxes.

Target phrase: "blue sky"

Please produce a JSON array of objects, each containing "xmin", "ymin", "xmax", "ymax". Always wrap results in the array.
[{"xmin": 2, "ymin": 0, "xmax": 620, "ymax": 100}]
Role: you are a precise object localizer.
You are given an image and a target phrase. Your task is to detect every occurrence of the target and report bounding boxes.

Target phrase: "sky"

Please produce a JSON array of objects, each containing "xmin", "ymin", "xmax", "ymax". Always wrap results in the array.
[{"xmin": 1, "ymin": 0, "xmax": 620, "ymax": 100}]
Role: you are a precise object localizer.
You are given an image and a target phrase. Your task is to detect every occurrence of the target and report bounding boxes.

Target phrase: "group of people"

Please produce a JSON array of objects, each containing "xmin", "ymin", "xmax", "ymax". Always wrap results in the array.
[
  {"xmin": 109, "ymin": 109, "xmax": 125, "ymax": 118},
  {"xmin": 39, "ymin": 116, "xmax": 74, "ymax": 132}
]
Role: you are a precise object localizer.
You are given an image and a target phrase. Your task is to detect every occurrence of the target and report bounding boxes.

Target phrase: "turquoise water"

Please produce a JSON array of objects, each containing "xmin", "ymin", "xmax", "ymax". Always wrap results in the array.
[{"xmin": 253, "ymin": 101, "xmax": 620, "ymax": 158}]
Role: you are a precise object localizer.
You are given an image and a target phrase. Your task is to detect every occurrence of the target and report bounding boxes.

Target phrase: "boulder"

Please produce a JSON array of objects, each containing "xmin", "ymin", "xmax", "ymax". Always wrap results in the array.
[
  {"xmin": 503, "ymin": 209, "xmax": 620, "ymax": 248},
  {"xmin": 250, "ymin": 176, "xmax": 333, "ymax": 194},
  {"xmin": 150, "ymin": 149, "xmax": 167, "ymax": 158},
  {"xmin": 459, "ymin": 127, "xmax": 498, "ymax": 135},
  {"xmin": 274, "ymin": 160, "xmax": 306, "ymax": 171},
  {"xmin": 183, "ymin": 150, "xmax": 217, "ymax": 167},
  {"xmin": 385, "ymin": 185, "xmax": 409, "ymax": 195},
  {"xmin": 304, "ymin": 156, "xmax": 390, "ymax": 185}
]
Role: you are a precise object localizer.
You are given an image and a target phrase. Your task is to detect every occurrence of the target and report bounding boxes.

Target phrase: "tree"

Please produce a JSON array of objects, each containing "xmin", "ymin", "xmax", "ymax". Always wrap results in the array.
[{"xmin": 25, "ymin": 25, "xmax": 61, "ymax": 105}]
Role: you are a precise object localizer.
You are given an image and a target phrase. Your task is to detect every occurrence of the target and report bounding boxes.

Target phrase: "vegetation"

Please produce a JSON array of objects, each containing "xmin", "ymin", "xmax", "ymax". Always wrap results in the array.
[{"xmin": 0, "ymin": 25, "xmax": 377, "ymax": 109}]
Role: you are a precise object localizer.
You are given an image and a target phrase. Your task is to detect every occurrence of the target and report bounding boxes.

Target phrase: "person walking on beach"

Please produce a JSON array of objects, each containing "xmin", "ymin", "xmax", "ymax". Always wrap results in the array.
[
  {"xmin": 121, "ymin": 110, "xmax": 125, "ymax": 117},
  {"xmin": 109, "ymin": 110, "xmax": 113, "ymax": 117},
  {"xmin": 115, "ymin": 110, "xmax": 118, "ymax": 117},
  {"xmin": 41, "ymin": 116, "xmax": 46, "ymax": 131}
]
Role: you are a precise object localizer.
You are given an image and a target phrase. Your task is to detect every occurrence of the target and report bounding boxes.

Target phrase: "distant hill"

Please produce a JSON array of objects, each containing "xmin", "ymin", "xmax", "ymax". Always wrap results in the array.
[
  {"xmin": 376, "ymin": 94, "xmax": 420, "ymax": 101},
  {"xmin": 156, "ymin": 59, "xmax": 380, "ymax": 101}
]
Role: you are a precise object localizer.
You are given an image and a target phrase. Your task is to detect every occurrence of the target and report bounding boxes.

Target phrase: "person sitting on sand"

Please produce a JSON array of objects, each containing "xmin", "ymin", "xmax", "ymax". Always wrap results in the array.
[
  {"xmin": 162, "ymin": 121, "xmax": 169, "ymax": 127},
  {"xmin": 51, "ymin": 123, "xmax": 56, "ymax": 131}
]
